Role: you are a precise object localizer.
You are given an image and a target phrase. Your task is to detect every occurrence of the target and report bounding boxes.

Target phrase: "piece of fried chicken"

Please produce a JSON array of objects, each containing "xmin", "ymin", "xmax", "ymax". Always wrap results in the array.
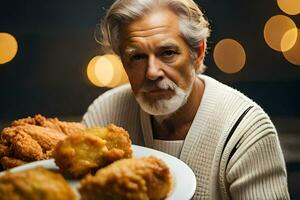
[
  {"xmin": 0, "ymin": 167, "xmax": 76, "ymax": 200},
  {"xmin": 53, "ymin": 124, "xmax": 132, "ymax": 178},
  {"xmin": 2, "ymin": 125, "xmax": 66, "ymax": 161},
  {"xmin": 11, "ymin": 114, "xmax": 85, "ymax": 136},
  {"xmin": 0, "ymin": 157, "xmax": 26, "ymax": 171},
  {"xmin": 84, "ymin": 124, "xmax": 133, "ymax": 161},
  {"xmin": 53, "ymin": 133, "xmax": 109, "ymax": 178},
  {"xmin": 79, "ymin": 156, "xmax": 173, "ymax": 200},
  {"xmin": 0, "ymin": 114, "xmax": 85, "ymax": 170}
]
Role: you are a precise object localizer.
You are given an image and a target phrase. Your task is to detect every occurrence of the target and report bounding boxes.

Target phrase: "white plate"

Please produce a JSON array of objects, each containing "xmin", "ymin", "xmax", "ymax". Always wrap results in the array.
[{"xmin": 0, "ymin": 145, "xmax": 196, "ymax": 200}]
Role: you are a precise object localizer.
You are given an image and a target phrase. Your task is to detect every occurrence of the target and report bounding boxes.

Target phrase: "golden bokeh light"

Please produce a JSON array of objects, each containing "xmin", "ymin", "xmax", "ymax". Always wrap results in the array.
[
  {"xmin": 87, "ymin": 56, "xmax": 104, "ymax": 87},
  {"xmin": 281, "ymin": 29, "xmax": 298, "ymax": 52},
  {"xmin": 264, "ymin": 15, "xmax": 297, "ymax": 52},
  {"xmin": 86, "ymin": 54, "xmax": 128, "ymax": 88},
  {"xmin": 95, "ymin": 56, "xmax": 114, "ymax": 86},
  {"xmin": 283, "ymin": 29, "xmax": 300, "ymax": 66},
  {"xmin": 0, "ymin": 32, "xmax": 18, "ymax": 64},
  {"xmin": 104, "ymin": 54, "xmax": 128, "ymax": 88},
  {"xmin": 213, "ymin": 39, "xmax": 246, "ymax": 74},
  {"xmin": 277, "ymin": 0, "xmax": 300, "ymax": 15}
]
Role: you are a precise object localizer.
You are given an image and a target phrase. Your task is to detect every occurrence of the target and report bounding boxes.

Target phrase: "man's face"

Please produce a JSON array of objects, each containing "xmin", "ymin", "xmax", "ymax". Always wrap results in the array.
[{"xmin": 119, "ymin": 8, "xmax": 198, "ymax": 115}]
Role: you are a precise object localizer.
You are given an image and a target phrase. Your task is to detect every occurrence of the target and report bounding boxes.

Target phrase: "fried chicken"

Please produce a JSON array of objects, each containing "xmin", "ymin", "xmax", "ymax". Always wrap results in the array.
[
  {"xmin": 0, "ymin": 114, "xmax": 85, "ymax": 170},
  {"xmin": 0, "ymin": 167, "xmax": 76, "ymax": 200},
  {"xmin": 84, "ymin": 124, "xmax": 133, "ymax": 161},
  {"xmin": 0, "ymin": 157, "xmax": 26, "ymax": 171},
  {"xmin": 0, "ymin": 144, "xmax": 9, "ymax": 158},
  {"xmin": 11, "ymin": 114, "xmax": 85, "ymax": 135},
  {"xmin": 53, "ymin": 124, "xmax": 132, "ymax": 178},
  {"xmin": 2, "ymin": 125, "xmax": 65, "ymax": 161},
  {"xmin": 53, "ymin": 133, "xmax": 109, "ymax": 178},
  {"xmin": 79, "ymin": 156, "xmax": 173, "ymax": 200}
]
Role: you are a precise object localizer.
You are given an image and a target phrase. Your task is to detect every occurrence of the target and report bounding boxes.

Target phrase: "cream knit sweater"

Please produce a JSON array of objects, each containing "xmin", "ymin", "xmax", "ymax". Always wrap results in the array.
[{"xmin": 82, "ymin": 75, "xmax": 290, "ymax": 200}]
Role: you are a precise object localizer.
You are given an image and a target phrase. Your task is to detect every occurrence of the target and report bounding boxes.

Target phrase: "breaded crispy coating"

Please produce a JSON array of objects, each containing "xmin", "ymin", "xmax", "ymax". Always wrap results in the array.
[
  {"xmin": 11, "ymin": 114, "xmax": 85, "ymax": 135},
  {"xmin": 53, "ymin": 133, "xmax": 109, "ymax": 178},
  {"xmin": 0, "ymin": 156, "xmax": 27, "ymax": 169},
  {"xmin": 79, "ymin": 156, "xmax": 172, "ymax": 200},
  {"xmin": 1, "ymin": 125, "xmax": 65, "ymax": 161},
  {"xmin": 0, "ymin": 144, "xmax": 9, "ymax": 158},
  {"xmin": 85, "ymin": 124, "xmax": 133, "ymax": 161},
  {"xmin": 53, "ymin": 124, "xmax": 133, "ymax": 178},
  {"xmin": 0, "ymin": 157, "xmax": 26, "ymax": 171},
  {"xmin": 9, "ymin": 129, "xmax": 44, "ymax": 160},
  {"xmin": 0, "ymin": 114, "xmax": 85, "ymax": 170},
  {"xmin": 0, "ymin": 167, "xmax": 76, "ymax": 200}
]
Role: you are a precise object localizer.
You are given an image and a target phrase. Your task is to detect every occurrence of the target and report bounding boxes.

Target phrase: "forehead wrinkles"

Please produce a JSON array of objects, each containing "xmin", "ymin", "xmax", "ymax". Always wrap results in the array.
[
  {"xmin": 125, "ymin": 31, "xmax": 169, "ymax": 52},
  {"xmin": 127, "ymin": 26, "xmax": 169, "ymax": 39},
  {"xmin": 126, "ymin": 26, "xmax": 182, "ymax": 46},
  {"xmin": 125, "ymin": 35, "xmax": 182, "ymax": 55}
]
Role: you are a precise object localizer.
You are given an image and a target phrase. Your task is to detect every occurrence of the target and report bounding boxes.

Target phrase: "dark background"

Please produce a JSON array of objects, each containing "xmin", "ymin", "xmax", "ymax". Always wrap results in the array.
[{"xmin": 1, "ymin": 0, "xmax": 300, "ymax": 198}]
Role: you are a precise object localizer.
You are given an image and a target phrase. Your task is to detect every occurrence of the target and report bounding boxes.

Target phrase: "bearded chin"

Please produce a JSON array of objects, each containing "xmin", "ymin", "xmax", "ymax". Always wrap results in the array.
[{"xmin": 136, "ymin": 81, "xmax": 194, "ymax": 116}]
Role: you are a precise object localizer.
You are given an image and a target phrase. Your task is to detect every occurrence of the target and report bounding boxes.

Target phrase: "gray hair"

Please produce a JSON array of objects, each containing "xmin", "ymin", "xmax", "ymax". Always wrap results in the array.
[{"xmin": 99, "ymin": 0, "xmax": 211, "ymax": 73}]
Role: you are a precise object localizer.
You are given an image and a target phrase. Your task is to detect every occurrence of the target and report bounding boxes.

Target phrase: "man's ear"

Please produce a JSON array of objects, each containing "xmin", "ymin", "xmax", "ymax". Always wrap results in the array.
[{"xmin": 195, "ymin": 40, "xmax": 206, "ymax": 71}]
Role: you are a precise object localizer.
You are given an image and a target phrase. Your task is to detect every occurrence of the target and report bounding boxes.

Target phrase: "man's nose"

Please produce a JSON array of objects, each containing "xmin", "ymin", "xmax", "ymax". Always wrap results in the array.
[{"xmin": 146, "ymin": 56, "xmax": 164, "ymax": 80}]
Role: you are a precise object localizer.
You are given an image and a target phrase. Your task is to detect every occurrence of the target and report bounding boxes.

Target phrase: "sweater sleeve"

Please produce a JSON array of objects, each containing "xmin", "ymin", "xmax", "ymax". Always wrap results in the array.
[{"xmin": 226, "ymin": 133, "xmax": 290, "ymax": 200}]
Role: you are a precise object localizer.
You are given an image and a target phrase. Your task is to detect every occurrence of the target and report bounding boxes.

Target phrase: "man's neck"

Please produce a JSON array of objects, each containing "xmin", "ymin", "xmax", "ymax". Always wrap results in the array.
[{"xmin": 152, "ymin": 77, "xmax": 205, "ymax": 140}]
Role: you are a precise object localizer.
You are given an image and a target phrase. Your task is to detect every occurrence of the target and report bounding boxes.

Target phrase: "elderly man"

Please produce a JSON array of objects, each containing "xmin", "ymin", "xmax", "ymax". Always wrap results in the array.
[{"xmin": 82, "ymin": 0, "xmax": 290, "ymax": 199}]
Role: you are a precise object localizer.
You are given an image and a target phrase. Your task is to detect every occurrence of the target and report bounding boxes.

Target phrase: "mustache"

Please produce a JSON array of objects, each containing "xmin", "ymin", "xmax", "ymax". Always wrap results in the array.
[{"xmin": 140, "ymin": 78, "xmax": 177, "ymax": 92}]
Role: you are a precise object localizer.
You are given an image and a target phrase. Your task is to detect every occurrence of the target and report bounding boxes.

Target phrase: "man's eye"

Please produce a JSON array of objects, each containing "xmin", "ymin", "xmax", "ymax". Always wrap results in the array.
[
  {"xmin": 130, "ymin": 54, "xmax": 147, "ymax": 61},
  {"xmin": 161, "ymin": 50, "xmax": 177, "ymax": 58}
]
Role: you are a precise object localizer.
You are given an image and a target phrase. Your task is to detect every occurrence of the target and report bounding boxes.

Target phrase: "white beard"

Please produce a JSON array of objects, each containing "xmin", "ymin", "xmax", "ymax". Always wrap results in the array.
[{"xmin": 136, "ymin": 70, "xmax": 195, "ymax": 118}]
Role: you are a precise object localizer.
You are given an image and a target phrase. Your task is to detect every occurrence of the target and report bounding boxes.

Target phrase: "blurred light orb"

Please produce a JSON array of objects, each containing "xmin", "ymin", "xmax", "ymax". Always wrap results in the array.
[
  {"xmin": 277, "ymin": 0, "xmax": 300, "ymax": 15},
  {"xmin": 95, "ymin": 56, "xmax": 114, "ymax": 86},
  {"xmin": 87, "ymin": 56, "xmax": 104, "ymax": 87},
  {"xmin": 213, "ymin": 39, "xmax": 246, "ymax": 74},
  {"xmin": 264, "ymin": 15, "xmax": 297, "ymax": 52},
  {"xmin": 283, "ymin": 29, "xmax": 300, "ymax": 66},
  {"xmin": 104, "ymin": 54, "xmax": 128, "ymax": 87},
  {"xmin": 87, "ymin": 54, "xmax": 128, "ymax": 88},
  {"xmin": 281, "ymin": 29, "xmax": 298, "ymax": 53},
  {"xmin": 0, "ymin": 32, "xmax": 18, "ymax": 64}
]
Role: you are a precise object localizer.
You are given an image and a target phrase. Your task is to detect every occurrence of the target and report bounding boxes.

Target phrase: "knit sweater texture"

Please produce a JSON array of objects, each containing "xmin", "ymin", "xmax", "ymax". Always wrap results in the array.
[{"xmin": 82, "ymin": 75, "xmax": 290, "ymax": 199}]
